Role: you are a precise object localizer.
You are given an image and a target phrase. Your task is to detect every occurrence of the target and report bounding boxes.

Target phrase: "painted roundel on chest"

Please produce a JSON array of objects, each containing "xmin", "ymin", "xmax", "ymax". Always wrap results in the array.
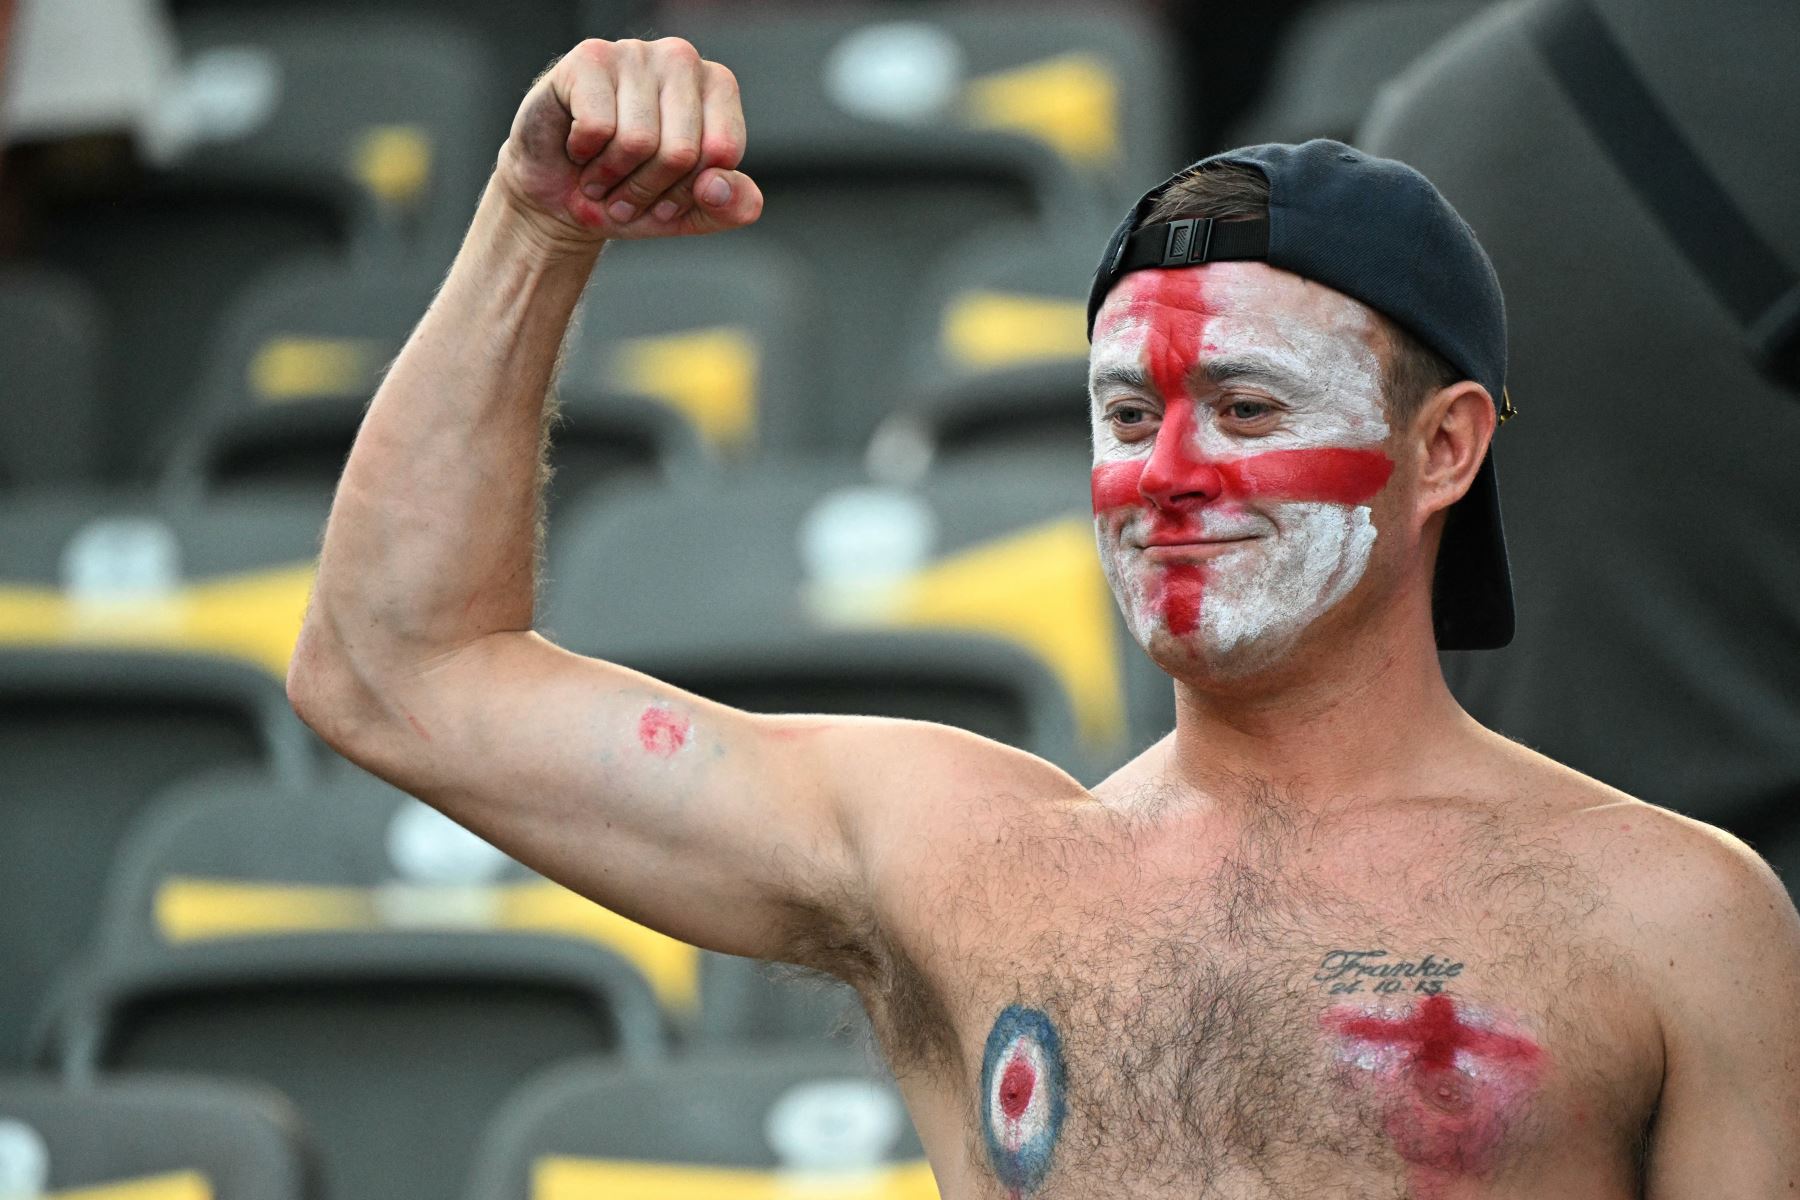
[{"xmin": 980, "ymin": 1005, "xmax": 1068, "ymax": 1195}]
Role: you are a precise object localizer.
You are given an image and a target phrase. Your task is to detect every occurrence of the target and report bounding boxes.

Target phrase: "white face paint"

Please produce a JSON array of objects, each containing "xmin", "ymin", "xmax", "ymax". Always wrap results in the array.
[{"xmin": 1088, "ymin": 263, "xmax": 1394, "ymax": 677}]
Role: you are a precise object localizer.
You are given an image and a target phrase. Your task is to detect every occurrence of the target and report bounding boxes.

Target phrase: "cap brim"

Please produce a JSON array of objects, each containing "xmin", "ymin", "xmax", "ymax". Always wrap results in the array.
[{"xmin": 1432, "ymin": 448, "xmax": 1514, "ymax": 651}]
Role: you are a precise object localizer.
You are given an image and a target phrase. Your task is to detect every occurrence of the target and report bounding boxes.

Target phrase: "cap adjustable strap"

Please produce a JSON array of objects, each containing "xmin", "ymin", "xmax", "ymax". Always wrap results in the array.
[{"xmin": 1105, "ymin": 217, "xmax": 1270, "ymax": 279}]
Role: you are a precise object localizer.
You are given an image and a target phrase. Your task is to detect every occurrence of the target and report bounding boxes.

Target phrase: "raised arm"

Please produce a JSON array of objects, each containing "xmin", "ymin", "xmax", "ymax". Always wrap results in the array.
[
  {"xmin": 1640, "ymin": 821, "xmax": 1800, "ymax": 1195},
  {"xmin": 287, "ymin": 37, "xmax": 1075, "ymax": 969}
]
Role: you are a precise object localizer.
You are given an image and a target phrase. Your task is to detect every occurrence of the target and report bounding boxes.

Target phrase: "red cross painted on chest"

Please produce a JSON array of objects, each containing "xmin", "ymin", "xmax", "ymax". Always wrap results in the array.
[{"xmin": 1326, "ymin": 995, "xmax": 1541, "ymax": 1071}]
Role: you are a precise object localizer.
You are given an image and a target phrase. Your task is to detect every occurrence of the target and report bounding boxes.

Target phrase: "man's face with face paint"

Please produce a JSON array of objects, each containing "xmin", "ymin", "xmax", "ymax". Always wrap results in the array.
[{"xmin": 1089, "ymin": 262, "xmax": 1401, "ymax": 679}]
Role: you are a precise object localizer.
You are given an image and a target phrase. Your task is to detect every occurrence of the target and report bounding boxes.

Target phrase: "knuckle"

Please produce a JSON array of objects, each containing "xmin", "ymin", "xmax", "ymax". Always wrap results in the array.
[
  {"xmin": 659, "ymin": 140, "xmax": 700, "ymax": 174},
  {"xmin": 705, "ymin": 62, "xmax": 740, "ymax": 96},
  {"xmin": 572, "ymin": 37, "xmax": 613, "ymax": 64},
  {"xmin": 656, "ymin": 36, "xmax": 701, "ymax": 63},
  {"xmin": 611, "ymin": 129, "xmax": 658, "ymax": 160}
]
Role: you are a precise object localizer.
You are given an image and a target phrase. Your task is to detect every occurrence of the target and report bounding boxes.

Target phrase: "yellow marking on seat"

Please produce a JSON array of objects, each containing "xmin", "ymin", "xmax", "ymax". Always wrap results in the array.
[
  {"xmin": 55, "ymin": 1170, "xmax": 212, "ymax": 1200},
  {"xmin": 814, "ymin": 519, "xmax": 1124, "ymax": 749},
  {"xmin": 609, "ymin": 327, "xmax": 760, "ymax": 454},
  {"xmin": 155, "ymin": 878, "xmax": 699, "ymax": 1012},
  {"xmin": 248, "ymin": 336, "xmax": 387, "ymax": 403},
  {"xmin": 960, "ymin": 53, "xmax": 1120, "ymax": 169},
  {"xmin": 533, "ymin": 1157, "xmax": 939, "ymax": 1200},
  {"xmin": 352, "ymin": 124, "xmax": 433, "ymax": 207},
  {"xmin": 0, "ymin": 565, "xmax": 314, "ymax": 677},
  {"xmin": 941, "ymin": 292, "xmax": 1087, "ymax": 370}
]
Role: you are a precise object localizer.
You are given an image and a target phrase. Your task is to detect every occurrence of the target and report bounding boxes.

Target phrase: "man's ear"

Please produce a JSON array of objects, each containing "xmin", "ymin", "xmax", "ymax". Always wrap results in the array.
[{"xmin": 1413, "ymin": 381, "xmax": 1496, "ymax": 528}]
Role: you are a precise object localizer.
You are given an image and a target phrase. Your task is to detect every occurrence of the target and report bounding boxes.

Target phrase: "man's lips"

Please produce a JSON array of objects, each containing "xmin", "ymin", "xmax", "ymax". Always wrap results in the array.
[{"xmin": 1139, "ymin": 537, "xmax": 1258, "ymax": 562}]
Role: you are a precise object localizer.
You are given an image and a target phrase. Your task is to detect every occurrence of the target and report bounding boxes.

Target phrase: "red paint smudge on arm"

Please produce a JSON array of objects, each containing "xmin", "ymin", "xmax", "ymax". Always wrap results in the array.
[{"xmin": 637, "ymin": 705, "xmax": 689, "ymax": 757}]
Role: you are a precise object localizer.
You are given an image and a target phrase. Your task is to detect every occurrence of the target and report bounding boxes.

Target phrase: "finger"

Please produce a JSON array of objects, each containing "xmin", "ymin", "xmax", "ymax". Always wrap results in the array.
[
  {"xmin": 561, "ymin": 42, "xmax": 618, "ymax": 164},
  {"xmin": 698, "ymin": 60, "xmax": 746, "ymax": 172},
  {"xmin": 672, "ymin": 167, "xmax": 762, "ymax": 235},
  {"xmin": 578, "ymin": 47, "xmax": 660, "ymax": 207},
  {"xmin": 603, "ymin": 44, "xmax": 703, "ymax": 223}
]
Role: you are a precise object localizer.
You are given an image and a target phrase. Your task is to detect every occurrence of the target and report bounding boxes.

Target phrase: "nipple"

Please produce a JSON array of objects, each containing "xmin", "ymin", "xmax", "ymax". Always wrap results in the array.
[{"xmin": 1411, "ymin": 1064, "xmax": 1476, "ymax": 1115}]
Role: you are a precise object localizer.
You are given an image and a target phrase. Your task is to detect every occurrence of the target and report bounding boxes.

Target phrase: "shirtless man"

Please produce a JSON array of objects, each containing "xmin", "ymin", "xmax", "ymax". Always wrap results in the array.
[{"xmin": 287, "ymin": 36, "xmax": 1800, "ymax": 1198}]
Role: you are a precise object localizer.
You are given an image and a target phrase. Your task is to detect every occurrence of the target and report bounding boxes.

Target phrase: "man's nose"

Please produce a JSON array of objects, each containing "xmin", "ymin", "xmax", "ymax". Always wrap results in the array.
[{"xmin": 1138, "ymin": 406, "xmax": 1224, "ymax": 507}]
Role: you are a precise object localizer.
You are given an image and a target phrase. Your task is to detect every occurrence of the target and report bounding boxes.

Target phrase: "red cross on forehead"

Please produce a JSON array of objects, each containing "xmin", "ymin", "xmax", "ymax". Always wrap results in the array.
[{"xmin": 1329, "ymin": 996, "xmax": 1541, "ymax": 1070}]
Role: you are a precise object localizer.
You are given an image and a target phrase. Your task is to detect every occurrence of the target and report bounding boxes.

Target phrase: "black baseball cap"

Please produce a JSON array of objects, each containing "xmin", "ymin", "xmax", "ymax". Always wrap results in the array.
[{"xmin": 1086, "ymin": 139, "xmax": 1515, "ymax": 651}]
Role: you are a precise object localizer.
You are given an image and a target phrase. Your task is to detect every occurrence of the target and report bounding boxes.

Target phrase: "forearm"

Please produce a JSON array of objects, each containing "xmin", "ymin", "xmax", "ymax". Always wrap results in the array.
[{"xmin": 296, "ymin": 181, "xmax": 603, "ymax": 692}]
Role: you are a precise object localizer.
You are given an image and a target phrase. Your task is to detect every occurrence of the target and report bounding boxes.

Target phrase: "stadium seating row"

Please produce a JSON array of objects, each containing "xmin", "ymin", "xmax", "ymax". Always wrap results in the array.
[{"xmin": 2, "ymin": 1049, "xmax": 927, "ymax": 1199}]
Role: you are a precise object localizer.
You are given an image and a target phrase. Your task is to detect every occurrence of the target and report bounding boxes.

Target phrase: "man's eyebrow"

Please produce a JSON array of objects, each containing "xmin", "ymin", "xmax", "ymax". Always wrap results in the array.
[
  {"xmin": 1199, "ymin": 353, "xmax": 1327, "ymax": 404},
  {"xmin": 1088, "ymin": 361, "xmax": 1151, "ymax": 395}
]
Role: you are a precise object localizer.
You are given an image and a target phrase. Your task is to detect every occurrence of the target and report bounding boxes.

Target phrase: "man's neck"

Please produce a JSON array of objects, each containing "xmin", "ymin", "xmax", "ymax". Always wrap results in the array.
[{"xmin": 1162, "ymin": 602, "xmax": 1476, "ymax": 808}]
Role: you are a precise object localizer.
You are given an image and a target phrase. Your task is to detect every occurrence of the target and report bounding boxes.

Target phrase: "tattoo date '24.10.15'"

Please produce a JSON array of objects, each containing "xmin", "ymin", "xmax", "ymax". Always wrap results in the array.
[{"xmin": 1315, "ymin": 948, "xmax": 1466, "ymax": 996}]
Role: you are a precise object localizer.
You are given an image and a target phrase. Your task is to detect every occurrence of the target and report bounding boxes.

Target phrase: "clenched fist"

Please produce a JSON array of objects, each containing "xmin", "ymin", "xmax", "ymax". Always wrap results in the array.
[{"xmin": 496, "ymin": 37, "xmax": 762, "ymax": 249}]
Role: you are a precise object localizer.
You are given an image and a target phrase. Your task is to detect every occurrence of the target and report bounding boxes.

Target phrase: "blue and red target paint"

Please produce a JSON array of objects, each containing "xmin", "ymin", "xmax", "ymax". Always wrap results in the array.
[{"xmin": 980, "ymin": 1005, "xmax": 1068, "ymax": 1196}]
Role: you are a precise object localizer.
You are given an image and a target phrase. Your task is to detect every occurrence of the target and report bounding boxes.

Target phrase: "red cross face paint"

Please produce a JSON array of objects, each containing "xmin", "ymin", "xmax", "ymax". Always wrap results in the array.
[
  {"xmin": 1088, "ymin": 264, "xmax": 1396, "ymax": 674},
  {"xmin": 1323, "ymin": 995, "xmax": 1544, "ymax": 1182}
]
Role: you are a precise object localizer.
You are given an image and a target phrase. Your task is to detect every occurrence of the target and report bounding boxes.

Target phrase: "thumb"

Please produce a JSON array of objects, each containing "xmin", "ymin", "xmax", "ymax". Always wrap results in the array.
[{"xmin": 682, "ymin": 167, "xmax": 762, "ymax": 234}]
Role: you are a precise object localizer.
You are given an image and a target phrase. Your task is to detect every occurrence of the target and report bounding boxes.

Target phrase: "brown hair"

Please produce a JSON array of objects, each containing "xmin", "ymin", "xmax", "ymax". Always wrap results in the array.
[{"xmin": 1140, "ymin": 161, "xmax": 1459, "ymax": 426}]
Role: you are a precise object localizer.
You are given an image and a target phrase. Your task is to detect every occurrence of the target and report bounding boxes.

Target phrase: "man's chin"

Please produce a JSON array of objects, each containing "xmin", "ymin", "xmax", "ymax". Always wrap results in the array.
[{"xmin": 1135, "ymin": 620, "xmax": 1295, "ymax": 687}]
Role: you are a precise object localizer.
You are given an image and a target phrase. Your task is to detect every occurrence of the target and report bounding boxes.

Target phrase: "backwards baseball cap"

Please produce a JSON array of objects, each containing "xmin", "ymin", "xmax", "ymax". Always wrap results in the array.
[{"xmin": 1087, "ymin": 139, "xmax": 1515, "ymax": 651}]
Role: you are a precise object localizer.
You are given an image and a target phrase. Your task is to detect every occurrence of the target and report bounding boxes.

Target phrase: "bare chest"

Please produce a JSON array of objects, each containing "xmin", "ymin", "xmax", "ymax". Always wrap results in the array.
[{"xmin": 871, "ymin": 805, "xmax": 1661, "ymax": 1199}]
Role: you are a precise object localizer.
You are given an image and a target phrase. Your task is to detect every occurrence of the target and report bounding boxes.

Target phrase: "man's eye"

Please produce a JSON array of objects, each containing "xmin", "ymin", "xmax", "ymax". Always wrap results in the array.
[
  {"xmin": 1225, "ymin": 399, "xmax": 1274, "ymax": 421},
  {"xmin": 1107, "ymin": 405, "xmax": 1154, "ymax": 427}
]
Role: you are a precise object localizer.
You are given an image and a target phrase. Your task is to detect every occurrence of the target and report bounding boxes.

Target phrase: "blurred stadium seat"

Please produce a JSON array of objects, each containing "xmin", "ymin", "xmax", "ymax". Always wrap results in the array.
[
  {"xmin": 0, "ymin": 266, "xmax": 104, "ymax": 490},
  {"xmin": 159, "ymin": 238, "xmax": 817, "ymax": 505},
  {"xmin": 1224, "ymin": 0, "xmax": 1492, "ymax": 148},
  {"xmin": 165, "ymin": 11, "xmax": 501, "ymax": 259},
  {"xmin": 557, "ymin": 237, "xmax": 819, "ymax": 485},
  {"xmin": 1361, "ymin": 0, "xmax": 1800, "ymax": 860},
  {"xmin": 544, "ymin": 454, "xmax": 1171, "ymax": 784},
  {"xmin": 877, "ymin": 224, "xmax": 1096, "ymax": 472},
  {"xmin": 464, "ymin": 1049, "xmax": 931, "ymax": 1200},
  {"xmin": 651, "ymin": 3, "xmax": 1176, "ymax": 446},
  {"xmin": 0, "ymin": 1074, "xmax": 316, "ymax": 1199},
  {"xmin": 28, "ymin": 10, "xmax": 498, "ymax": 480},
  {"xmin": 0, "ymin": 486, "xmax": 328, "ymax": 1066},
  {"xmin": 158, "ymin": 257, "xmax": 438, "ymax": 500},
  {"xmin": 695, "ymin": 952, "xmax": 869, "ymax": 1048},
  {"xmin": 33, "ymin": 763, "xmax": 667, "ymax": 1200},
  {"xmin": 165, "ymin": 0, "xmax": 654, "ymax": 124}
]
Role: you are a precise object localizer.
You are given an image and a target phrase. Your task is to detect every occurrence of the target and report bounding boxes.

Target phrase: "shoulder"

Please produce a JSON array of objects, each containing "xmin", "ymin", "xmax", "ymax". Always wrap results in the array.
[{"xmin": 1481, "ymin": 737, "xmax": 1798, "ymax": 969}]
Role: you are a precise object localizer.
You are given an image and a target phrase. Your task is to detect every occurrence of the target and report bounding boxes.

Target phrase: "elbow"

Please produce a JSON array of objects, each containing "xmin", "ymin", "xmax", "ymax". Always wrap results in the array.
[{"xmin": 286, "ymin": 617, "xmax": 395, "ymax": 762}]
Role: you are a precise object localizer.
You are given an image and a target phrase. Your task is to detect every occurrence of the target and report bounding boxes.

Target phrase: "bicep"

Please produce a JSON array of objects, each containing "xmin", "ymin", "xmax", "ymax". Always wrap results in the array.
[{"xmin": 348, "ymin": 630, "xmax": 862, "ymax": 961}]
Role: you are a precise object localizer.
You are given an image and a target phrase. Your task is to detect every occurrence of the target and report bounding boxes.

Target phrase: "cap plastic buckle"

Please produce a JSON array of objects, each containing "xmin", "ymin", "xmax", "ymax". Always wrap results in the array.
[{"xmin": 1160, "ymin": 218, "xmax": 1215, "ymax": 267}]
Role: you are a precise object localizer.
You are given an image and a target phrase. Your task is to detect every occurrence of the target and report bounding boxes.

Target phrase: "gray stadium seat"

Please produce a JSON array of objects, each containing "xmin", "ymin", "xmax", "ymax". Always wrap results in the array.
[
  {"xmin": 0, "ymin": 1075, "xmax": 316, "ymax": 1199},
  {"xmin": 1359, "ymin": 0, "xmax": 1800, "ymax": 850},
  {"xmin": 650, "ymin": 4, "xmax": 1175, "ymax": 446},
  {"xmin": 0, "ymin": 486, "xmax": 325, "ymax": 1067},
  {"xmin": 878, "ymin": 224, "xmax": 1097, "ymax": 471},
  {"xmin": 564, "ymin": 237, "xmax": 820, "ymax": 466},
  {"xmin": 159, "ymin": 239, "xmax": 815, "ymax": 504},
  {"xmin": 0, "ymin": 267, "xmax": 104, "ymax": 490},
  {"xmin": 544, "ymin": 455, "xmax": 1171, "ymax": 785},
  {"xmin": 166, "ymin": 11, "xmax": 501, "ymax": 259},
  {"xmin": 1225, "ymin": 0, "xmax": 1492, "ymax": 148},
  {"xmin": 33, "ymin": 763, "xmax": 667, "ymax": 1200},
  {"xmin": 166, "ymin": 0, "xmax": 652, "ymax": 123},
  {"xmin": 157, "ymin": 258, "xmax": 437, "ymax": 499},
  {"xmin": 32, "ymin": 12, "xmax": 498, "ymax": 479},
  {"xmin": 464, "ymin": 1049, "xmax": 930, "ymax": 1200}
]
